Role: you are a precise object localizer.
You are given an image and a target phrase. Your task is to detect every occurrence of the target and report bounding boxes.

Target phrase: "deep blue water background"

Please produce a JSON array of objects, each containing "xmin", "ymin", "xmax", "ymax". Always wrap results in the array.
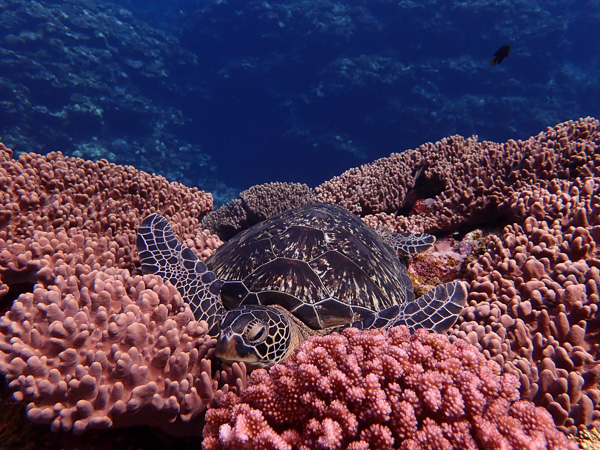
[{"xmin": 1, "ymin": 0, "xmax": 598, "ymax": 206}]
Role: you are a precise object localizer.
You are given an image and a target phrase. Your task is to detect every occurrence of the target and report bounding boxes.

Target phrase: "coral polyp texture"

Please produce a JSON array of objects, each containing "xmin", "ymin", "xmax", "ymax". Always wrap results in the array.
[
  {"xmin": 0, "ymin": 143, "xmax": 243, "ymax": 434},
  {"xmin": 203, "ymin": 326, "xmax": 575, "ymax": 449},
  {"xmin": 202, "ymin": 182, "xmax": 316, "ymax": 240},
  {"xmin": 316, "ymin": 117, "xmax": 599, "ymax": 233},
  {"xmin": 454, "ymin": 176, "xmax": 600, "ymax": 435}
]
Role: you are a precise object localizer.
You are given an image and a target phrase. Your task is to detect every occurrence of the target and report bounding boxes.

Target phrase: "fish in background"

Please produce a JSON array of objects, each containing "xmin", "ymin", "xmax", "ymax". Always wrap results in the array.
[{"xmin": 491, "ymin": 45, "xmax": 511, "ymax": 65}]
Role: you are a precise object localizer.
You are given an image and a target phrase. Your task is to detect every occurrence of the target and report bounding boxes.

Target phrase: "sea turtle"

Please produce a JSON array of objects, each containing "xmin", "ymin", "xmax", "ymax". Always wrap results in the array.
[{"xmin": 136, "ymin": 203, "xmax": 466, "ymax": 368}]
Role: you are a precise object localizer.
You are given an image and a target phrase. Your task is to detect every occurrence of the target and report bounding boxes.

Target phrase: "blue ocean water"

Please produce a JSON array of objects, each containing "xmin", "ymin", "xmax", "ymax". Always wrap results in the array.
[{"xmin": 0, "ymin": 0, "xmax": 598, "ymax": 206}]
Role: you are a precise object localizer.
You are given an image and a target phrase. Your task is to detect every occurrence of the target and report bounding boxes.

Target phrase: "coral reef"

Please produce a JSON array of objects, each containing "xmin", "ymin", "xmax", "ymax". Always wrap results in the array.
[
  {"xmin": 570, "ymin": 427, "xmax": 600, "ymax": 449},
  {"xmin": 0, "ymin": 373, "xmax": 203, "ymax": 450},
  {"xmin": 203, "ymin": 326, "xmax": 575, "ymax": 449},
  {"xmin": 239, "ymin": 182, "xmax": 316, "ymax": 222},
  {"xmin": 201, "ymin": 199, "xmax": 249, "ymax": 242},
  {"xmin": 4, "ymin": 0, "xmax": 596, "ymax": 193},
  {"xmin": 202, "ymin": 182, "xmax": 316, "ymax": 240},
  {"xmin": 3, "ymin": 117, "xmax": 600, "ymax": 444},
  {"xmin": 313, "ymin": 117, "xmax": 600, "ymax": 435},
  {"xmin": 0, "ymin": 143, "xmax": 243, "ymax": 435},
  {"xmin": 2, "ymin": 267, "xmax": 216, "ymax": 433},
  {"xmin": 131, "ymin": 0, "xmax": 596, "ymax": 189},
  {"xmin": 406, "ymin": 231, "xmax": 486, "ymax": 297},
  {"xmin": 454, "ymin": 176, "xmax": 600, "ymax": 435},
  {"xmin": 317, "ymin": 117, "xmax": 599, "ymax": 232}
]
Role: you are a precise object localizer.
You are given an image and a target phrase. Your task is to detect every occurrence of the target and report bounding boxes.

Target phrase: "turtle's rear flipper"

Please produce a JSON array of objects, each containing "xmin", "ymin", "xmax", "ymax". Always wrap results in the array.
[
  {"xmin": 349, "ymin": 281, "xmax": 467, "ymax": 333},
  {"xmin": 137, "ymin": 214, "xmax": 224, "ymax": 336}
]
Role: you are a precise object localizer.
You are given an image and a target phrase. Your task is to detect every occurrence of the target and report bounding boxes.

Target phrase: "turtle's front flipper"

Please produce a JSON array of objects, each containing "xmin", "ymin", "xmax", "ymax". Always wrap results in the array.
[
  {"xmin": 137, "ymin": 214, "xmax": 224, "ymax": 336},
  {"xmin": 378, "ymin": 229, "xmax": 436, "ymax": 257},
  {"xmin": 395, "ymin": 281, "xmax": 467, "ymax": 332},
  {"xmin": 349, "ymin": 281, "xmax": 467, "ymax": 333}
]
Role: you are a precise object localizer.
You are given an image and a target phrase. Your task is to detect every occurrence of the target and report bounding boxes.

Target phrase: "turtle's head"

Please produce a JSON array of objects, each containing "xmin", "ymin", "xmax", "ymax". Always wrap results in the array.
[{"xmin": 216, "ymin": 305, "xmax": 298, "ymax": 369}]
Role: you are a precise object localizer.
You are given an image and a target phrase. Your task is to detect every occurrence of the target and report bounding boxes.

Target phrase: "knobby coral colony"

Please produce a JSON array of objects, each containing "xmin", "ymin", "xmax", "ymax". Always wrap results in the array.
[
  {"xmin": 0, "ymin": 117, "xmax": 598, "ymax": 446},
  {"xmin": 204, "ymin": 327, "xmax": 573, "ymax": 449}
]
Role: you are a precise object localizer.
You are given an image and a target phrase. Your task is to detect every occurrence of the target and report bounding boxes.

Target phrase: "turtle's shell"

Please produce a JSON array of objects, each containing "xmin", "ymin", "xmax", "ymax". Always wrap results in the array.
[{"xmin": 205, "ymin": 203, "xmax": 415, "ymax": 330}]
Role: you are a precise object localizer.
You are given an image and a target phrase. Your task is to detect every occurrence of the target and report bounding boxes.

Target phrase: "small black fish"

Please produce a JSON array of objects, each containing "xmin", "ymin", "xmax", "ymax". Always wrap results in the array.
[{"xmin": 491, "ymin": 45, "xmax": 511, "ymax": 66}]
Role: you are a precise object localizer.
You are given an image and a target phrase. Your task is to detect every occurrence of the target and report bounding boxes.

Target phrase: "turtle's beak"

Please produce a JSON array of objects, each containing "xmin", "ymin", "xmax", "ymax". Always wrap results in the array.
[{"xmin": 215, "ymin": 330, "xmax": 264, "ymax": 368}]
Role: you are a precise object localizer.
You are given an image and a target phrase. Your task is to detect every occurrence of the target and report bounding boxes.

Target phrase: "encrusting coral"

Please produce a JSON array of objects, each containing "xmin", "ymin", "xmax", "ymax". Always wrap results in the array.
[
  {"xmin": 570, "ymin": 427, "xmax": 600, "ymax": 449},
  {"xmin": 0, "ymin": 143, "xmax": 244, "ymax": 435},
  {"xmin": 203, "ymin": 326, "xmax": 576, "ymax": 449}
]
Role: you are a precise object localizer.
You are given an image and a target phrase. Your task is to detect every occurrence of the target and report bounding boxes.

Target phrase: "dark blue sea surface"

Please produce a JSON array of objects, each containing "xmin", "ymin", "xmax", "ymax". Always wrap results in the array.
[{"xmin": 0, "ymin": 0, "xmax": 598, "ymax": 206}]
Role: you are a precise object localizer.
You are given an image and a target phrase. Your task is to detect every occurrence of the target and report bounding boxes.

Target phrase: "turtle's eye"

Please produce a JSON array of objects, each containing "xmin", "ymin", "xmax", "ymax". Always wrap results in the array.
[{"xmin": 244, "ymin": 321, "xmax": 268, "ymax": 343}]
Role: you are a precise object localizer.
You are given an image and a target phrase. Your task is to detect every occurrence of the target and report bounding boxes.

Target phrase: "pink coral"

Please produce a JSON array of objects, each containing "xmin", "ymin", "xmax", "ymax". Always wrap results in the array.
[
  {"xmin": 315, "ymin": 117, "xmax": 600, "ymax": 435},
  {"xmin": 453, "ymin": 176, "xmax": 600, "ymax": 435},
  {"xmin": 2, "ymin": 269, "xmax": 216, "ymax": 433},
  {"xmin": 406, "ymin": 232, "xmax": 485, "ymax": 296},
  {"xmin": 317, "ymin": 117, "xmax": 600, "ymax": 234},
  {"xmin": 203, "ymin": 327, "xmax": 574, "ymax": 449},
  {"xmin": 0, "ymin": 144, "xmax": 243, "ymax": 434},
  {"xmin": 3, "ymin": 115, "xmax": 599, "ymax": 444},
  {"xmin": 202, "ymin": 182, "xmax": 316, "ymax": 240}
]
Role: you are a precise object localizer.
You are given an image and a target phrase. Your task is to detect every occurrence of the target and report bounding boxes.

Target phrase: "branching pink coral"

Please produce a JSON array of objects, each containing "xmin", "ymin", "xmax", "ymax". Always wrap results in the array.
[{"xmin": 203, "ymin": 327, "xmax": 574, "ymax": 449}]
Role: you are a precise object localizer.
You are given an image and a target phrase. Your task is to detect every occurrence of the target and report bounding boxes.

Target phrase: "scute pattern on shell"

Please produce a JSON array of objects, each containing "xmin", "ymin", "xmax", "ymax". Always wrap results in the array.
[{"xmin": 205, "ymin": 204, "xmax": 415, "ymax": 330}]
